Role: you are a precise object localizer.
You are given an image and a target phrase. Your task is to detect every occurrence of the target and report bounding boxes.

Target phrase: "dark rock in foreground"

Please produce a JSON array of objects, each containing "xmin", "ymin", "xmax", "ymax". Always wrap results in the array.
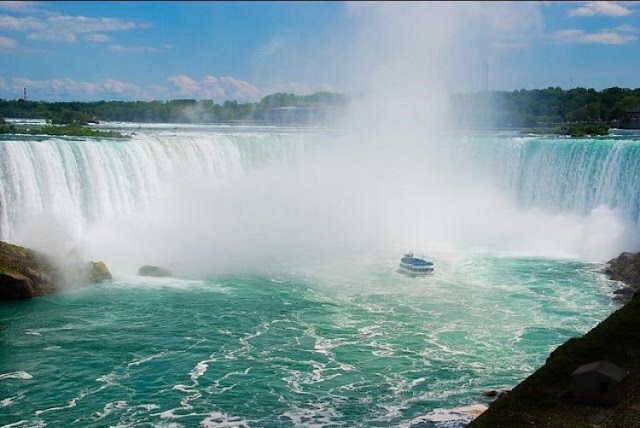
[
  {"xmin": 137, "ymin": 265, "xmax": 172, "ymax": 277},
  {"xmin": 0, "ymin": 241, "xmax": 59, "ymax": 299}
]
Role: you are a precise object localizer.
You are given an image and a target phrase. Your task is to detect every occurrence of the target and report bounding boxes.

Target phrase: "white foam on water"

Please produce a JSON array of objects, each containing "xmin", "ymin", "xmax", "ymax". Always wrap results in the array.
[
  {"xmin": 0, "ymin": 372, "xmax": 33, "ymax": 381},
  {"xmin": 0, "ymin": 421, "xmax": 34, "ymax": 428},
  {"xmin": 35, "ymin": 398, "xmax": 78, "ymax": 416},
  {"xmin": 94, "ymin": 400, "xmax": 128, "ymax": 420},
  {"xmin": 283, "ymin": 403, "xmax": 342, "ymax": 428},
  {"xmin": 0, "ymin": 393, "xmax": 25, "ymax": 408},
  {"xmin": 199, "ymin": 412, "xmax": 251, "ymax": 428},
  {"xmin": 127, "ymin": 351, "xmax": 166, "ymax": 368},
  {"xmin": 402, "ymin": 403, "xmax": 488, "ymax": 427},
  {"xmin": 44, "ymin": 346, "xmax": 61, "ymax": 351},
  {"xmin": 190, "ymin": 360, "xmax": 213, "ymax": 383}
]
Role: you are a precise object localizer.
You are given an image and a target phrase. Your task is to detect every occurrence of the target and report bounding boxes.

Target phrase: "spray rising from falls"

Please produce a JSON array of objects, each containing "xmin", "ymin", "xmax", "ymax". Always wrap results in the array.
[
  {"xmin": 0, "ymin": 128, "xmax": 309, "ymax": 252},
  {"xmin": 3, "ymin": 3, "xmax": 636, "ymax": 272},
  {"xmin": 0, "ymin": 127, "xmax": 639, "ymax": 272}
]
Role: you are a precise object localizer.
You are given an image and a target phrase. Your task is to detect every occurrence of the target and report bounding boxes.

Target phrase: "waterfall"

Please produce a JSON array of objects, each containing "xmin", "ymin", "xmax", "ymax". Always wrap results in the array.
[
  {"xmin": 0, "ymin": 129, "xmax": 308, "ymax": 241},
  {"xmin": 458, "ymin": 135, "xmax": 640, "ymax": 224},
  {"xmin": 1, "ymin": 128, "xmax": 639, "ymax": 259}
]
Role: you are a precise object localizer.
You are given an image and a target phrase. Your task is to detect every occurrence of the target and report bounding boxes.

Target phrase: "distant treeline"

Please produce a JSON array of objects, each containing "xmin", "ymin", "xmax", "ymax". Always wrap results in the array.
[
  {"xmin": 0, "ymin": 92, "xmax": 346, "ymax": 125},
  {"xmin": 452, "ymin": 87, "xmax": 640, "ymax": 129},
  {"xmin": 2, "ymin": 87, "xmax": 640, "ymax": 130}
]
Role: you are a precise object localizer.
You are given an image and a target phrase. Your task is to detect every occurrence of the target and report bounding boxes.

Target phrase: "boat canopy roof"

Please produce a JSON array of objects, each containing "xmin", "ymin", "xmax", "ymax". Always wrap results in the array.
[{"xmin": 401, "ymin": 256, "xmax": 433, "ymax": 266}]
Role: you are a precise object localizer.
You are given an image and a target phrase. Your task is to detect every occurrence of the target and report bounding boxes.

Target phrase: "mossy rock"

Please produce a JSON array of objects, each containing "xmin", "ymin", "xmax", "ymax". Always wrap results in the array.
[
  {"xmin": 87, "ymin": 261, "xmax": 112, "ymax": 283},
  {"xmin": 137, "ymin": 265, "xmax": 172, "ymax": 277},
  {"xmin": 0, "ymin": 241, "xmax": 59, "ymax": 299}
]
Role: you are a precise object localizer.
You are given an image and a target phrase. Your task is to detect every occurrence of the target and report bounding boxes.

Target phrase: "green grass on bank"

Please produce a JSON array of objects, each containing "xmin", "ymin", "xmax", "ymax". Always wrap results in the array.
[
  {"xmin": 0, "ymin": 122, "xmax": 127, "ymax": 138},
  {"xmin": 522, "ymin": 122, "xmax": 610, "ymax": 137}
]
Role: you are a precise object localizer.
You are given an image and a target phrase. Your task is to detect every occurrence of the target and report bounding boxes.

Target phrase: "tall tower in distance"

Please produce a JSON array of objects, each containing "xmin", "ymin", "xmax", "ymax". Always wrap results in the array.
[
  {"xmin": 482, "ymin": 61, "xmax": 489, "ymax": 92},
  {"xmin": 23, "ymin": 87, "xmax": 27, "ymax": 101}
]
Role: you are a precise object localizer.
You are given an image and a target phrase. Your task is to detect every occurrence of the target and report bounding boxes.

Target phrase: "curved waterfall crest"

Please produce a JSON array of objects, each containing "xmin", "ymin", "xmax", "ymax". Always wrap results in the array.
[
  {"xmin": 0, "ymin": 130, "xmax": 308, "ymax": 241},
  {"xmin": 0, "ymin": 130, "xmax": 639, "ymax": 257}
]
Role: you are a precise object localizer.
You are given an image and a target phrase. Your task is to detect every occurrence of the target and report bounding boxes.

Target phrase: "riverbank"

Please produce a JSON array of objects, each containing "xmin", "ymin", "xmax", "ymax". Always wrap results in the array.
[
  {"xmin": 522, "ymin": 122, "xmax": 610, "ymax": 137},
  {"xmin": 0, "ymin": 122, "xmax": 127, "ymax": 138},
  {"xmin": 0, "ymin": 241, "xmax": 112, "ymax": 299},
  {"xmin": 468, "ymin": 252, "xmax": 640, "ymax": 427}
]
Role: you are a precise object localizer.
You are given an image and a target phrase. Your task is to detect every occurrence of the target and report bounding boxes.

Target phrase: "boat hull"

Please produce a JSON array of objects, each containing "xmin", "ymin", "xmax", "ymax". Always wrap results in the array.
[{"xmin": 398, "ymin": 262, "xmax": 434, "ymax": 275}]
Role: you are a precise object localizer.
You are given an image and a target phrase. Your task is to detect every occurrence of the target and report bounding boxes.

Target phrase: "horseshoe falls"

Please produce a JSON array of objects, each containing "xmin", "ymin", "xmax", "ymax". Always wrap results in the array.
[
  {"xmin": 0, "ymin": 126, "xmax": 310, "ymax": 245},
  {"xmin": 0, "ymin": 125, "xmax": 638, "ymax": 428},
  {"xmin": 459, "ymin": 134, "xmax": 640, "ymax": 226}
]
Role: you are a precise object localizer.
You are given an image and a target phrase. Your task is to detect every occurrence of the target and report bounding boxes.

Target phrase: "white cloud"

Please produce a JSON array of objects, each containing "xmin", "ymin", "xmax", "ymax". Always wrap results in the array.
[
  {"xmin": 0, "ymin": 12, "xmax": 150, "ymax": 44},
  {"xmin": 168, "ymin": 74, "xmax": 200, "ymax": 94},
  {"xmin": 569, "ymin": 1, "xmax": 632, "ymax": 17},
  {"xmin": 85, "ymin": 33, "xmax": 110, "ymax": 43},
  {"xmin": 488, "ymin": 2, "xmax": 544, "ymax": 50},
  {"xmin": 107, "ymin": 44, "xmax": 163, "ymax": 53},
  {"xmin": 0, "ymin": 15, "xmax": 43, "ymax": 31},
  {"xmin": 46, "ymin": 14, "xmax": 146, "ymax": 33},
  {"xmin": 0, "ymin": 75, "xmax": 265, "ymax": 101},
  {"xmin": 168, "ymin": 74, "xmax": 261, "ymax": 101},
  {"xmin": 218, "ymin": 76, "xmax": 261, "ymax": 99},
  {"xmin": 27, "ymin": 28, "xmax": 75, "ymax": 42},
  {"xmin": 0, "ymin": 2, "xmax": 42, "ymax": 12},
  {"xmin": 6, "ymin": 77, "xmax": 152, "ymax": 100},
  {"xmin": 0, "ymin": 36, "xmax": 17, "ymax": 49},
  {"xmin": 614, "ymin": 23, "xmax": 639, "ymax": 32},
  {"xmin": 551, "ymin": 28, "xmax": 637, "ymax": 44}
]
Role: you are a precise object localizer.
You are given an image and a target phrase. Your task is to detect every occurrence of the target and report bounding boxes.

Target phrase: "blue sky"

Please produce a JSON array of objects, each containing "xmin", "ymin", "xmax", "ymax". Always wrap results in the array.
[{"xmin": 0, "ymin": 1, "xmax": 639, "ymax": 101}]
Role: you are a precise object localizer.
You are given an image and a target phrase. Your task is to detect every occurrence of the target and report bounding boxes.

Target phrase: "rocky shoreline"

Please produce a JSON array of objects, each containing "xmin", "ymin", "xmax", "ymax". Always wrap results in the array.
[
  {"xmin": 606, "ymin": 252, "xmax": 640, "ymax": 303},
  {"xmin": 468, "ymin": 251, "xmax": 640, "ymax": 427},
  {"xmin": 0, "ymin": 240, "xmax": 112, "ymax": 300}
]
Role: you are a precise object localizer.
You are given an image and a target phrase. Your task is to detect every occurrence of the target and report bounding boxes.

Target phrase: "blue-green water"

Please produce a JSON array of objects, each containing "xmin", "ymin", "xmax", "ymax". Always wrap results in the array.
[{"xmin": 0, "ymin": 255, "xmax": 619, "ymax": 427}]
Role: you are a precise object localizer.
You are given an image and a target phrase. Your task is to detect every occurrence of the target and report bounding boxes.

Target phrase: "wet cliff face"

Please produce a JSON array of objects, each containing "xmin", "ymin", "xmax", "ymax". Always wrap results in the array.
[
  {"xmin": 606, "ymin": 252, "xmax": 640, "ymax": 289},
  {"xmin": 0, "ymin": 241, "xmax": 59, "ymax": 299}
]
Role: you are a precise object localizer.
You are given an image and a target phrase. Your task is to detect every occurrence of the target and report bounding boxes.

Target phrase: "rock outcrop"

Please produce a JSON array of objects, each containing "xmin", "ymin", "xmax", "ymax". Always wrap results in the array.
[
  {"xmin": 87, "ymin": 261, "xmax": 112, "ymax": 283},
  {"xmin": 605, "ymin": 252, "xmax": 640, "ymax": 302},
  {"xmin": 0, "ymin": 241, "xmax": 59, "ymax": 299},
  {"xmin": 605, "ymin": 252, "xmax": 640, "ymax": 287},
  {"xmin": 137, "ymin": 265, "xmax": 172, "ymax": 277},
  {"xmin": 0, "ymin": 241, "xmax": 113, "ymax": 299}
]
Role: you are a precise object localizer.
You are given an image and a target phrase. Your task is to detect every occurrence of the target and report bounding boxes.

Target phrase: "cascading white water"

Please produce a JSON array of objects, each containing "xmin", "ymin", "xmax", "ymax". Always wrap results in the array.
[
  {"xmin": 455, "ymin": 134, "xmax": 640, "ymax": 224},
  {"xmin": 1, "ymin": 126, "xmax": 639, "ymax": 267},
  {"xmin": 0, "ymin": 127, "xmax": 310, "ymax": 245}
]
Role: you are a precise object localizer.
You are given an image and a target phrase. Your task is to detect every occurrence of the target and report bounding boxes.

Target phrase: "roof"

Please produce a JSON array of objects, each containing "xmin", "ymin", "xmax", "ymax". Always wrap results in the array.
[
  {"xmin": 571, "ymin": 360, "xmax": 629, "ymax": 382},
  {"xmin": 401, "ymin": 256, "xmax": 433, "ymax": 266}
]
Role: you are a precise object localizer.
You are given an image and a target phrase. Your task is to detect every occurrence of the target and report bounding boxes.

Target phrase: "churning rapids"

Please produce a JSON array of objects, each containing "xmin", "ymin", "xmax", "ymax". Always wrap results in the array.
[{"xmin": 0, "ymin": 124, "xmax": 638, "ymax": 427}]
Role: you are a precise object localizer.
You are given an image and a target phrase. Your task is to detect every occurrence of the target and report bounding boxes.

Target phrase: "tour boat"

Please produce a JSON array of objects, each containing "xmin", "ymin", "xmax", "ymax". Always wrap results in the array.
[{"xmin": 399, "ymin": 253, "xmax": 434, "ymax": 275}]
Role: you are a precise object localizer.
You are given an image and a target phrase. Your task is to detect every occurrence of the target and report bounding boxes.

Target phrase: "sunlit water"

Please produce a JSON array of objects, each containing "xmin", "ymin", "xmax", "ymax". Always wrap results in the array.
[
  {"xmin": 0, "ymin": 254, "xmax": 620, "ymax": 427},
  {"xmin": 0, "ymin": 125, "xmax": 637, "ymax": 427}
]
